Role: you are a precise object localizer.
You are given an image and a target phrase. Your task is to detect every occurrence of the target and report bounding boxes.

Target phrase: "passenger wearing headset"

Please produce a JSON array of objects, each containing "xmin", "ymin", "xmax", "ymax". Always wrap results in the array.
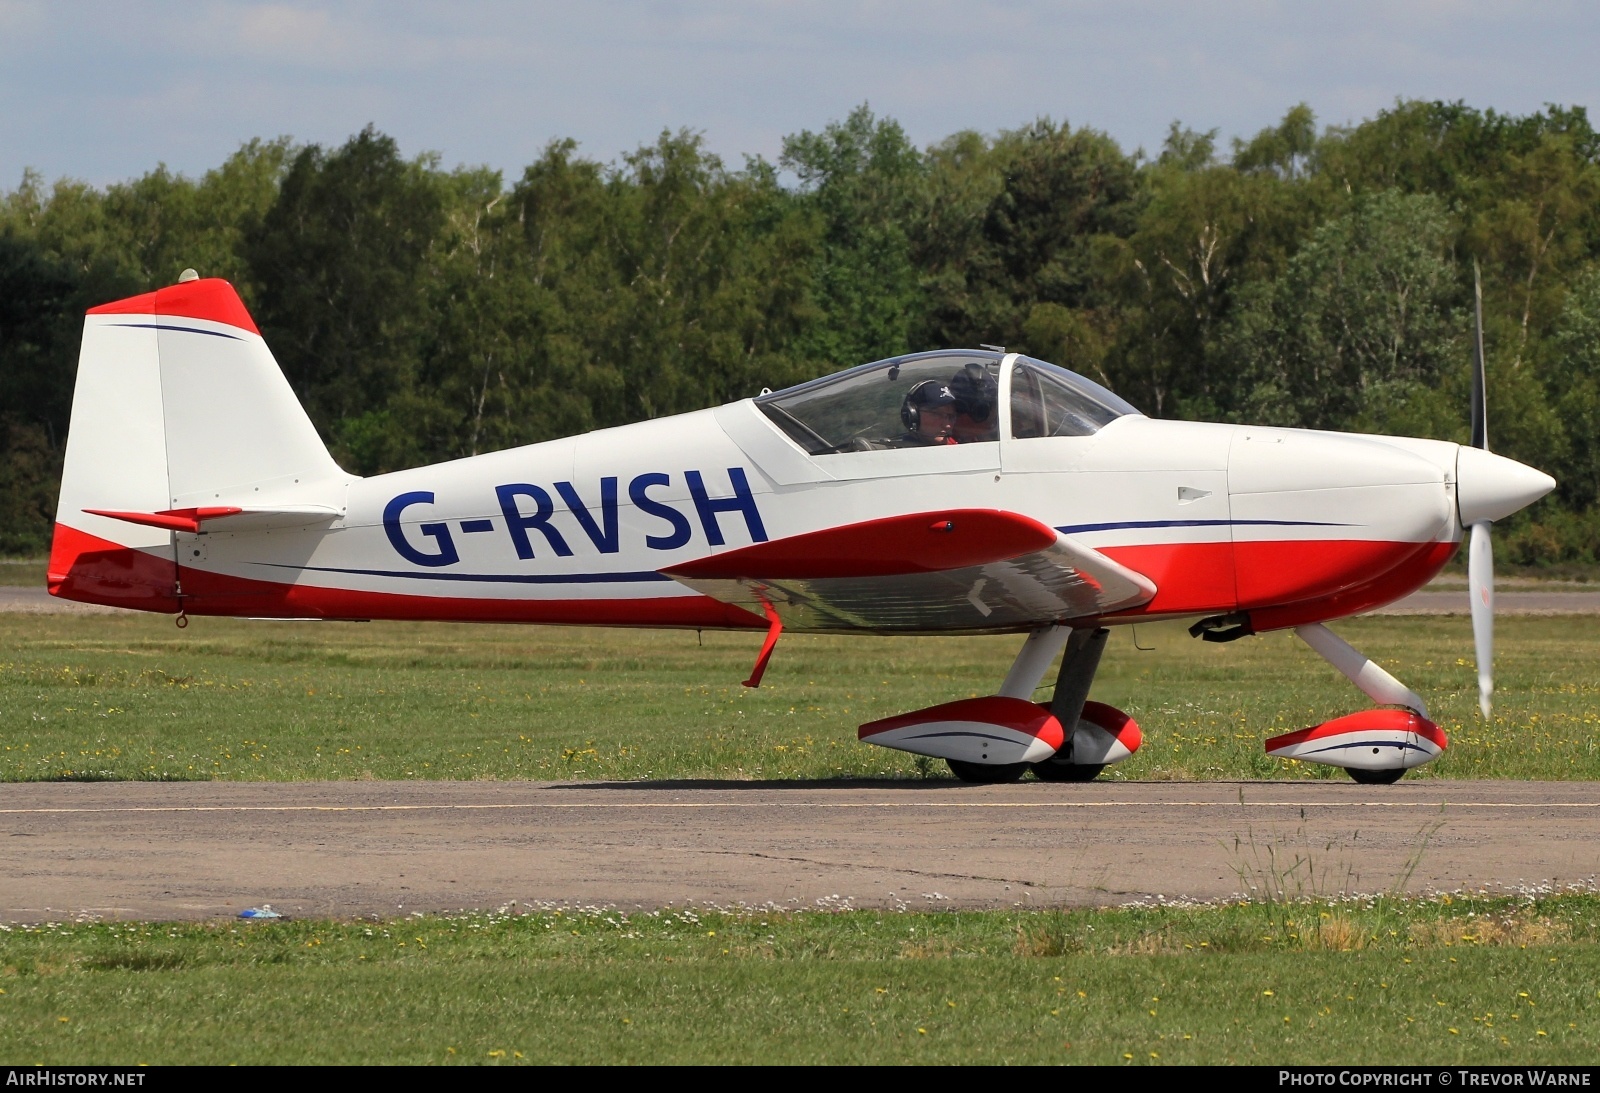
[
  {"xmin": 948, "ymin": 362, "xmax": 999, "ymax": 443},
  {"xmin": 886, "ymin": 380, "xmax": 960, "ymax": 446}
]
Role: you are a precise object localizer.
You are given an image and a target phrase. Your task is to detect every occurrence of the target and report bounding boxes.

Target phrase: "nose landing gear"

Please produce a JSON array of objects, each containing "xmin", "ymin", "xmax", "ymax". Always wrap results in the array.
[{"xmin": 1261, "ymin": 624, "xmax": 1447, "ymax": 784}]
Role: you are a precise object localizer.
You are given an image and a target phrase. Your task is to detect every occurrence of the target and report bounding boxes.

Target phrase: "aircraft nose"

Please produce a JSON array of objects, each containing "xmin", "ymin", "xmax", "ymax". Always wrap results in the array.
[
  {"xmin": 1456, "ymin": 447, "xmax": 1556, "ymax": 526},
  {"xmin": 1229, "ymin": 429, "xmax": 1446, "ymax": 496}
]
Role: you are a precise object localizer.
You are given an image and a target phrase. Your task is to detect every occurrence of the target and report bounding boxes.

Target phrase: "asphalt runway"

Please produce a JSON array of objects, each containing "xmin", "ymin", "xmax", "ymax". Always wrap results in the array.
[{"xmin": 2, "ymin": 780, "xmax": 1595, "ymax": 922}]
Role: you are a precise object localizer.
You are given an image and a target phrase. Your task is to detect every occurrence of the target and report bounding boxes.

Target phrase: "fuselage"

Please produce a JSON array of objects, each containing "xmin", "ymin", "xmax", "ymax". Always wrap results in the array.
[{"xmin": 52, "ymin": 395, "xmax": 1469, "ymax": 635}]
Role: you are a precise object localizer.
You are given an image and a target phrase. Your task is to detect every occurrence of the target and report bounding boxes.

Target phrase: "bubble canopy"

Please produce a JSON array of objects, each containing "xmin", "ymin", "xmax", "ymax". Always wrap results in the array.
[{"xmin": 754, "ymin": 350, "xmax": 1142, "ymax": 455}]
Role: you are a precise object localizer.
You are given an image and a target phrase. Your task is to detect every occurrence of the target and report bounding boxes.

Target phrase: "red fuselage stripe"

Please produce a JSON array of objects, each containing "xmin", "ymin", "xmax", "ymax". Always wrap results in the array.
[
  {"xmin": 47, "ymin": 523, "xmax": 765, "ymax": 628},
  {"xmin": 48, "ymin": 522, "xmax": 1456, "ymax": 631}
]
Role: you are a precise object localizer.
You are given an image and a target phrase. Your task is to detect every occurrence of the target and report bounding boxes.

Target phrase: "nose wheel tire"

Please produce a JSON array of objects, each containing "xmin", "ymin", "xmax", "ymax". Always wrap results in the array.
[
  {"xmin": 1347, "ymin": 767, "xmax": 1406, "ymax": 785},
  {"xmin": 946, "ymin": 759, "xmax": 1029, "ymax": 784},
  {"xmin": 1030, "ymin": 760, "xmax": 1105, "ymax": 782}
]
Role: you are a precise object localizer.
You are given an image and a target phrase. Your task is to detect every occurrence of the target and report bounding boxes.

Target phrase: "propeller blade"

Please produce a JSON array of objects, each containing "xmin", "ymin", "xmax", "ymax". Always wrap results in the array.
[
  {"xmin": 1471, "ymin": 260, "xmax": 1488, "ymax": 451},
  {"xmin": 1468, "ymin": 520, "xmax": 1494, "ymax": 718}
]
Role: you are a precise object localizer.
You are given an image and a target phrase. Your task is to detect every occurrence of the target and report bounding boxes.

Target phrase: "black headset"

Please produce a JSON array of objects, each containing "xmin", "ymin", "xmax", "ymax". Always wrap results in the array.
[
  {"xmin": 901, "ymin": 380, "xmax": 953, "ymax": 431},
  {"xmin": 950, "ymin": 362, "xmax": 998, "ymax": 423}
]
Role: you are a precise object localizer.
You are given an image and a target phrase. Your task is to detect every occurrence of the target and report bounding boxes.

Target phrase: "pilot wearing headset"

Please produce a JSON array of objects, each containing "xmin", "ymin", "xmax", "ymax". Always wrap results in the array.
[{"xmin": 888, "ymin": 380, "xmax": 960, "ymax": 447}]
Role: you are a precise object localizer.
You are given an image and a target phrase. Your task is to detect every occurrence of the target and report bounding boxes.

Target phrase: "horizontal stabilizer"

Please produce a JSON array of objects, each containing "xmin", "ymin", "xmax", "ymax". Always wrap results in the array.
[
  {"xmin": 664, "ymin": 509, "xmax": 1156, "ymax": 632},
  {"xmin": 84, "ymin": 505, "xmax": 343, "ymax": 534}
]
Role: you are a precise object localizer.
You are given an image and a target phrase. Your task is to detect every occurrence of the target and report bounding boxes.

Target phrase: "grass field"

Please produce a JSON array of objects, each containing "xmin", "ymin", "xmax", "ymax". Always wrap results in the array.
[
  {"xmin": 3, "ymin": 601, "xmax": 1597, "ymax": 1064},
  {"xmin": 2, "ymin": 611, "xmax": 1597, "ymax": 783},
  {"xmin": 2, "ymin": 893, "xmax": 1596, "ymax": 1064},
  {"xmin": 0, "ymin": 560, "xmax": 46, "ymax": 586}
]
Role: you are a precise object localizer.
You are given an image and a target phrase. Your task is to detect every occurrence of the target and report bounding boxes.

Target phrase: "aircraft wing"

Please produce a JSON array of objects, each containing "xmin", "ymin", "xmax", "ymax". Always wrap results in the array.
[{"xmin": 662, "ymin": 509, "xmax": 1157, "ymax": 632}]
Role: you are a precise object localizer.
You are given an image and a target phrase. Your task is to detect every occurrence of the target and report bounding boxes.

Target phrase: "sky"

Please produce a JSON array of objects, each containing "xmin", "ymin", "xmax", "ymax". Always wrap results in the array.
[{"xmin": 2, "ymin": 1, "xmax": 1597, "ymax": 189}]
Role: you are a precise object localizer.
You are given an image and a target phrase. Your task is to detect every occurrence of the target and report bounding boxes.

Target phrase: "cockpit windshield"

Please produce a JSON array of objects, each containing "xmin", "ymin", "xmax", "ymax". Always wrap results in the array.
[
  {"xmin": 755, "ymin": 351, "xmax": 1003, "ymax": 454},
  {"xmin": 754, "ymin": 350, "xmax": 1140, "ymax": 455},
  {"xmin": 1009, "ymin": 356, "xmax": 1141, "ymax": 438}
]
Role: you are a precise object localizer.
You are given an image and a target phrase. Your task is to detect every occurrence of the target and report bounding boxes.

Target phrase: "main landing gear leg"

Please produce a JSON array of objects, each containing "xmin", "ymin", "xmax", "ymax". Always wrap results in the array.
[
  {"xmin": 997, "ymin": 625, "xmax": 1072, "ymax": 699},
  {"xmin": 1030, "ymin": 627, "xmax": 1110, "ymax": 783}
]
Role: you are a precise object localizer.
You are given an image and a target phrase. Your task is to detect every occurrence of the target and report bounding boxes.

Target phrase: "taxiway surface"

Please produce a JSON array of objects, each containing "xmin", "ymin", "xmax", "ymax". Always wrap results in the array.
[{"xmin": 2, "ymin": 780, "xmax": 1594, "ymax": 922}]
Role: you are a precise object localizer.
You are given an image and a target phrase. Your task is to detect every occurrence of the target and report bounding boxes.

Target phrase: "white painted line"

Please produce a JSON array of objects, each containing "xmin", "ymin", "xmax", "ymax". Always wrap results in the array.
[{"xmin": 1, "ymin": 799, "xmax": 1596, "ymax": 815}]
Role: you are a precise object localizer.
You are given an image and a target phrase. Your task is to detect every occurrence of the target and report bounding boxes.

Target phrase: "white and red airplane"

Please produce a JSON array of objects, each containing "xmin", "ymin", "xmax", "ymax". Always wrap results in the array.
[{"xmin": 48, "ymin": 275, "xmax": 1555, "ymax": 784}]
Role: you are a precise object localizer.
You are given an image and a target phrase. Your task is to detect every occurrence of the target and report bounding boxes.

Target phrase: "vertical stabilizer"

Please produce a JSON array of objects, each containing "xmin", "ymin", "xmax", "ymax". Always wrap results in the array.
[{"xmin": 50, "ymin": 278, "xmax": 350, "ymax": 609}]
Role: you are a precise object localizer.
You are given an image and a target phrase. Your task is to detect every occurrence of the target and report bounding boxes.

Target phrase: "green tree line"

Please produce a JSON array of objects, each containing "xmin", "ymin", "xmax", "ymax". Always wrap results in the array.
[{"xmin": 4, "ymin": 102, "xmax": 1599, "ymax": 562}]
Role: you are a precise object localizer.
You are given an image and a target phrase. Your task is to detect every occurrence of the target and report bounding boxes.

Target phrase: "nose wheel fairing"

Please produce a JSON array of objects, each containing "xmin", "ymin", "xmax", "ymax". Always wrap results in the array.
[{"xmin": 1265, "ymin": 709, "xmax": 1446, "ymax": 773}]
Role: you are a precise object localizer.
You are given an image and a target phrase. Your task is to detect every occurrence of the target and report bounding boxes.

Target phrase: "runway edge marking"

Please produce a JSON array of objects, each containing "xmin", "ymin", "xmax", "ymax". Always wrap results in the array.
[{"xmin": 3, "ymin": 800, "xmax": 1597, "ymax": 815}]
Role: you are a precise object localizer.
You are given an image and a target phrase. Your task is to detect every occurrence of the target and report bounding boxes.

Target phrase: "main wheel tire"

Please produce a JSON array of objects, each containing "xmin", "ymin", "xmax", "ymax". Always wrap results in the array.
[
  {"xmin": 947, "ymin": 759, "xmax": 1029, "ymax": 784},
  {"xmin": 1348, "ymin": 767, "xmax": 1405, "ymax": 785},
  {"xmin": 1030, "ymin": 760, "xmax": 1105, "ymax": 783}
]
